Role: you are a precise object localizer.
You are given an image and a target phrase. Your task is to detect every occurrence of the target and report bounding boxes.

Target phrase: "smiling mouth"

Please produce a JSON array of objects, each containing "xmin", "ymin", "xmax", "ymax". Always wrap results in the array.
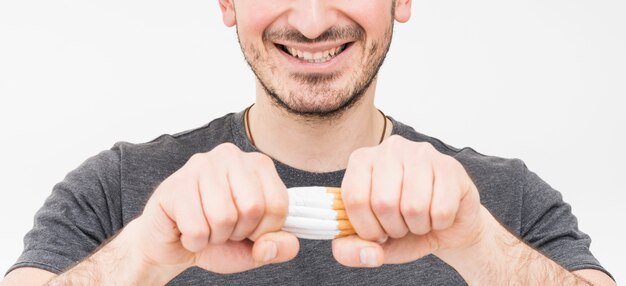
[{"xmin": 276, "ymin": 43, "xmax": 353, "ymax": 63}]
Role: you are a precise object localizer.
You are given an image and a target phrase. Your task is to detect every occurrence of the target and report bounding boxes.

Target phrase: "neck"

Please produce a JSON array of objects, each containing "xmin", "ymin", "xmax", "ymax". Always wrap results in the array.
[{"xmin": 246, "ymin": 81, "xmax": 391, "ymax": 173}]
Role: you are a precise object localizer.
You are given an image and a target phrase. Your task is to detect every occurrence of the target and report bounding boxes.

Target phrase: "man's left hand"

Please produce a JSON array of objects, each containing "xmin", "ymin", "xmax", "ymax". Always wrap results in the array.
[{"xmin": 333, "ymin": 135, "xmax": 487, "ymax": 267}]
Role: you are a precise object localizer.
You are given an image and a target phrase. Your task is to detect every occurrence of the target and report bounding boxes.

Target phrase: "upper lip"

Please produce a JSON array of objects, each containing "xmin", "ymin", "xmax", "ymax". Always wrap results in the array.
[{"xmin": 273, "ymin": 40, "xmax": 353, "ymax": 53}]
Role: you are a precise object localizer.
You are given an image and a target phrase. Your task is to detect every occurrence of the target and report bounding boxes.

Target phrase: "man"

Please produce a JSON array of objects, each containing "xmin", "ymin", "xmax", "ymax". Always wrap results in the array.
[{"xmin": 1, "ymin": 0, "xmax": 615, "ymax": 285}]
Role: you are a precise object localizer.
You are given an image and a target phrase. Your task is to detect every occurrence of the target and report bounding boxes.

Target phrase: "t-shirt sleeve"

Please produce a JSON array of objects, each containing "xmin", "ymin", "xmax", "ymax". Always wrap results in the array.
[
  {"xmin": 520, "ymin": 167, "xmax": 613, "ymax": 279},
  {"xmin": 7, "ymin": 148, "xmax": 123, "ymax": 275}
]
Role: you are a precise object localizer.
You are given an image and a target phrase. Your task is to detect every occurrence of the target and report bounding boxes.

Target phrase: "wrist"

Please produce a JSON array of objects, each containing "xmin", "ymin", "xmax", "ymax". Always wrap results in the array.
[
  {"xmin": 48, "ymin": 218, "xmax": 185, "ymax": 286},
  {"xmin": 113, "ymin": 218, "xmax": 190, "ymax": 285},
  {"xmin": 431, "ymin": 207, "xmax": 595, "ymax": 285},
  {"xmin": 433, "ymin": 206, "xmax": 504, "ymax": 284}
]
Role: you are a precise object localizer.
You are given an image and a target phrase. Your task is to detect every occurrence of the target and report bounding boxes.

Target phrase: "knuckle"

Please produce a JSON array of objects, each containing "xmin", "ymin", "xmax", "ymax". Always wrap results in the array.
[
  {"xmin": 188, "ymin": 153, "xmax": 210, "ymax": 166},
  {"xmin": 400, "ymin": 201, "xmax": 428, "ymax": 219},
  {"xmin": 238, "ymin": 200, "xmax": 265, "ymax": 219},
  {"xmin": 416, "ymin": 142, "xmax": 436, "ymax": 155},
  {"xmin": 431, "ymin": 208, "xmax": 454, "ymax": 223},
  {"xmin": 212, "ymin": 212, "xmax": 238, "ymax": 229},
  {"xmin": 265, "ymin": 200, "xmax": 288, "ymax": 218},
  {"xmin": 348, "ymin": 147, "xmax": 372, "ymax": 164},
  {"xmin": 343, "ymin": 192, "xmax": 370, "ymax": 210},
  {"xmin": 386, "ymin": 135, "xmax": 405, "ymax": 146},
  {"xmin": 371, "ymin": 197, "xmax": 396, "ymax": 216},
  {"xmin": 440, "ymin": 154, "xmax": 458, "ymax": 168},
  {"xmin": 213, "ymin": 142, "xmax": 241, "ymax": 157},
  {"xmin": 438, "ymin": 156, "xmax": 465, "ymax": 178},
  {"xmin": 249, "ymin": 152, "xmax": 274, "ymax": 167},
  {"xmin": 423, "ymin": 142, "xmax": 436, "ymax": 151},
  {"xmin": 156, "ymin": 174, "xmax": 178, "ymax": 193}
]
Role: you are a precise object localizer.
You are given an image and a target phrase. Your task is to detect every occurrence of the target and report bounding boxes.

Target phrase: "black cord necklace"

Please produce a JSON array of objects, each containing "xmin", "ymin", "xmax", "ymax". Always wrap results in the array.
[{"xmin": 244, "ymin": 104, "xmax": 388, "ymax": 147}]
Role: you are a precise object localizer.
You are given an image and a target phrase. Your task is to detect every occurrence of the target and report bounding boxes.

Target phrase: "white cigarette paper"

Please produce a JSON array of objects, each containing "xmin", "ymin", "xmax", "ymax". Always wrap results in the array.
[
  {"xmin": 288, "ymin": 206, "xmax": 338, "ymax": 220},
  {"xmin": 288, "ymin": 233, "xmax": 337, "ymax": 240},
  {"xmin": 288, "ymin": 196, "xmax": 335, "ymax": 209},
  {"xmin": 281, "ymin": 227, "xmax": 342, "ymax": 237},
  {"xmin": 282, "ymin": 186, "xmax": 354, "ymax": 240},
  {"xmin": 288, "ymin": 187, "xmax": 338, "ymax": 200},
  {"xmin": 284, "ymin": 216, "xmax": 341, "ymax": 231}
]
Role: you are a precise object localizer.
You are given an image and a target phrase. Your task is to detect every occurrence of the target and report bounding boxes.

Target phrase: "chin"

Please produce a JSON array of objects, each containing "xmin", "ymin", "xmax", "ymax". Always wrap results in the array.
[{"xmin": 268, "ymin": 89, "xmax": 362, "ymax": 119}]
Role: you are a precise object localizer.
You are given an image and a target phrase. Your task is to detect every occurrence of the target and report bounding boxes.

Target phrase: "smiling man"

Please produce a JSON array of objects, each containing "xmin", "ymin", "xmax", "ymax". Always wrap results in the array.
[{"xmin": 1, "ymin": 1, "xmax": 615, "ymax": 285}]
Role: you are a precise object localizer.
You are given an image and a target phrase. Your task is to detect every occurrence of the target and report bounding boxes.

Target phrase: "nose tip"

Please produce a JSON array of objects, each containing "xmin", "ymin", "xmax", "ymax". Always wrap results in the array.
[{"xmin": 288, "ymin": 1, "xmax": 338, "ymax": 40}]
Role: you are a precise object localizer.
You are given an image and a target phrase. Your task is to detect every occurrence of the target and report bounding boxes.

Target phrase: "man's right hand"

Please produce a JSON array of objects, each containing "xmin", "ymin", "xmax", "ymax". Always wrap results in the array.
[
  {"xmin": 124, "ymin": 143, "xmax": 299, "ymax": 278},
  {"xmin": 2, "ymin": 143, "xmax": 299, "ymax": 286}
]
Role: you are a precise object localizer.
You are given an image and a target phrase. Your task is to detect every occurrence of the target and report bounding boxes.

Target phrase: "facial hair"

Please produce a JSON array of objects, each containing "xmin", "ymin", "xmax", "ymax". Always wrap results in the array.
[{"xmin": 237, "ymin": 8, "xmax": 395, "ymax": 120}]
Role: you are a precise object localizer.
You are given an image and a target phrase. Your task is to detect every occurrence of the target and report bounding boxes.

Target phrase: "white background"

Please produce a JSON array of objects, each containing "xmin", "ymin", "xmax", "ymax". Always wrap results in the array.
[{"xmin": 0, "ymin": 0, "xmax": 624, "ymax": 282}]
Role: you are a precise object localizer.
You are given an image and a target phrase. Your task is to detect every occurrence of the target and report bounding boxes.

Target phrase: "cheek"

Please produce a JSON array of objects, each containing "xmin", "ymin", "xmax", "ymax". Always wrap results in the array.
[
  {"xmin": 235, "ymin": 1, "xmax": 289, "ymax": 44},
  {"xmin": 338, "ymin": 1, "xmax": 394, "ymax": 38}
]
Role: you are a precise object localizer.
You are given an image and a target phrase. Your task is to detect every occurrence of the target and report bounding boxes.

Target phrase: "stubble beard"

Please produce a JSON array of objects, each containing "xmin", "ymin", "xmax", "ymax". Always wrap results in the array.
[{"xmin": 237, "ymin": 20, "xmax": 394, "ymax": 121}]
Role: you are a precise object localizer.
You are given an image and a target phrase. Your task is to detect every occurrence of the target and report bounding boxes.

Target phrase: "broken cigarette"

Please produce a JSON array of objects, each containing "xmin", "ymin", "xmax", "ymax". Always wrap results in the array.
[{"xmin": 283, "ymin": 187, "xmax": 355, "ymax": 240}]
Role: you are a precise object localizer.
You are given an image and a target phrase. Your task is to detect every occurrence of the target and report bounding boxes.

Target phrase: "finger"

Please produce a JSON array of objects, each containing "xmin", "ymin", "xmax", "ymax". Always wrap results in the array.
[
  {"xmin": 165, "ymin": 180, "xmax": 210, "ymax": 253},
  {"xmin": 199, "ymin": 167, "xmax": 238, "ymax": 244},
  {"xmin": 332, "ymin": 235, "xmax": 384, "ymax": 267},
  {"xmin": 251, "ymin": 231, "xmax": 300, "ymax": 264},
  {"xmin": 380, "ymin": 234, "xmax": 437, "ymax": 264},
  {"xmin": 371, "ymin": 153, "xmax": 408, "ymax": 238},
  {"xmin": 196, "ymin": 231, "xmax": 299, "ymax": 274},
  {"xmin": 452, "ymin": 165, "xmax": 481, "ymax": 226},
  {"xmin": 248, "ymin": 153, "xmax": 289, "ymax": 241},
  {"xmin": 342, "ymin": 148, "xmax": 386, "ymax": 242},
  {"xmin": 143, "ymin": 173, "xmax": 186, "ymax": 246},
  {"xmin": 430, "ymin": 155, "xmax": 462, "ymax": 231},
  {"xmin": 400, "ymin": 159, "xmax": 433, "ymax": 235},
  {"xmin": 228, "ymin": 160, "xmax": 265, "ymax": 241}
]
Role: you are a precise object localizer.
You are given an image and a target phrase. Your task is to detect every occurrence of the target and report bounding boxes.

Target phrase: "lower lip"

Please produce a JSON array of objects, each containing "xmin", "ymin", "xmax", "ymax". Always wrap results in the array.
[{"xmin": 276, "ymin": 43, "xmax": 354, "ymax": 72}]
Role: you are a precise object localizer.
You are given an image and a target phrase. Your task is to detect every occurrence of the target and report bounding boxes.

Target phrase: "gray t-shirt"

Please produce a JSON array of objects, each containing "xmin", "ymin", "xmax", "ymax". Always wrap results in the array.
[{"xmin": 9, "ymin": 110, "xmax": 610, "ymax": 284}]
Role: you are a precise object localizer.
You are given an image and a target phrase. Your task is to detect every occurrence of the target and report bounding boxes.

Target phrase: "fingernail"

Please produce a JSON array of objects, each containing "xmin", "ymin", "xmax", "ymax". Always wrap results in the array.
[
  {"xmin": 359, "ymin": 247, "xmax": 378, "ymax": 267},
  {"xmin": 378, "ymin": 235, "xmax": 389, "ymax": 244},
  {"xmin": 264, "ymin": 241, "xmax": 277, "ymax": 262}
]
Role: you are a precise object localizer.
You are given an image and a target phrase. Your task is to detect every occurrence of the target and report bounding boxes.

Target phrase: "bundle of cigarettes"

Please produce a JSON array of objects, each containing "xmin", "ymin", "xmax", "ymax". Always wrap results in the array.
[{"xmin": 283, "ymin": 186, "xmax": 356, "ymax": 240}]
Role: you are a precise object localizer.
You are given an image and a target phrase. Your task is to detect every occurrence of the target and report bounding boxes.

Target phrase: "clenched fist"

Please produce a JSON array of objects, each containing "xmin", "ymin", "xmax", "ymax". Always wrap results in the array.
[
  {"xmin": 128, "ymin": 143, "xmax": 299, "ymax": 276},
  {"xmin": 333, "ymin": 135, "xmax": 484, "ymax": 267}
]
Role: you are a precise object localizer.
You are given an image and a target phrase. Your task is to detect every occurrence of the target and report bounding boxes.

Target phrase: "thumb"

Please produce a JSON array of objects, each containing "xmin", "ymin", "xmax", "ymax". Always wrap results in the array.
[
  {"xmin": 332, "ymin": 235, "xmax": 384, "ymax": 267},
  {"xmin": 252, "ymin": 231, "xmax": 300, "ymax": 265}
]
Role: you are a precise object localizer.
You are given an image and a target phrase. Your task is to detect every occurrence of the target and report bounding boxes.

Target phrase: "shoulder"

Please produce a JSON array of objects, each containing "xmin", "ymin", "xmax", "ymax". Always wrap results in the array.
[
  {"xmin": 113, "ymin": 112, "xmax": 237, "ymax": 161},
  {"xmin": 67, "ymin": 113, "xmax": 237, "ymax": 184}
]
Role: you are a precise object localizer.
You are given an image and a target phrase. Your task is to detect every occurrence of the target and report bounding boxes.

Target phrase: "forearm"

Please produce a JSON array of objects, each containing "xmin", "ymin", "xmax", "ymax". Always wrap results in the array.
[
  {"xmin": 436, "ymin": 208, "xmax": 592, "ymax": 285},
  {"xmin": 45, "ymin": 220, "xmax": 185, "ymax": 286}
]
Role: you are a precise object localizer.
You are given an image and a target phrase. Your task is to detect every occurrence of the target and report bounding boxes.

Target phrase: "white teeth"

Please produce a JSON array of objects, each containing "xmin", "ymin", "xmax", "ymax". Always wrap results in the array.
[{"xmin": 283, "ymin": 44, "xmax": 347, "ymax": 63}]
